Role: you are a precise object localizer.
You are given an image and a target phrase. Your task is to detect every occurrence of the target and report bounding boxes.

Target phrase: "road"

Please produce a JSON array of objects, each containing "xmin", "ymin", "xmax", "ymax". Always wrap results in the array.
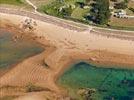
[
  {"xmin": 25, "ymin": 0, "xmax": 134, "ymax": 33},
  {"xmin": 0, "ymin": 0, "xmax": 134, "ymax": 35}
]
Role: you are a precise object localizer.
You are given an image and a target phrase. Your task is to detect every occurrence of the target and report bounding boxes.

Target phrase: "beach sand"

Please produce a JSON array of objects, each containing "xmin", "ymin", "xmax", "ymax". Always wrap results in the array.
[{"xmin": 0, "ymin": 12, "xmax": 134, "ymax": 99}]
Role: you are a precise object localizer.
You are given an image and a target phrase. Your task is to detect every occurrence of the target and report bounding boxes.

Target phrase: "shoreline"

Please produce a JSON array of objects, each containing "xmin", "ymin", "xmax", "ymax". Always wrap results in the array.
[
  {"xmin": 0, "ymin": 12, "xmax": 134, "ymax": 99},
  {"xmin": 0, "ymin": 28, "xmax": 46, "ymax": 77},
  {"xmin": 1, "ymin": 12, "xmax": 134, "ymax": 56},
  {"xmin": 1, "ymin": 7, "xmax": 134, "ymax": 32},
  {"xmin": 54, "ymin": 50, "xmax": 134, "ymax": 86}
]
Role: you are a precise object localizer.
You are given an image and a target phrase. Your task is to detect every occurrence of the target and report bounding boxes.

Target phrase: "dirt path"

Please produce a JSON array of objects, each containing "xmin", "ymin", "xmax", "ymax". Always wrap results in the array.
[{"xmin": 25, "ymin": 0, "xmax": 38, "ymax": 13}]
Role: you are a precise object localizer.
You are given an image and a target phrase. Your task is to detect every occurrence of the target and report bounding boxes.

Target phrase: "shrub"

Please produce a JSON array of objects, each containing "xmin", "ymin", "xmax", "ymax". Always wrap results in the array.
[
  {"xmin": 26, "ymin": 83, "xmax": 49, "ymax": 92},
  {"xmin": 128, "ymin": 7, "xmax": 134, "ymax": 13},
  {"xmin": 89, "ymin": 0, "xmax": 111, "ymax": 25},
  {"xmin": 114, "ymin": 2, "xmax": 127, "ymax": 9}
]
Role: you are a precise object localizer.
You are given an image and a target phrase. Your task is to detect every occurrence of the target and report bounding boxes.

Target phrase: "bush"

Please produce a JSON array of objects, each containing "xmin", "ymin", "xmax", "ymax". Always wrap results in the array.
[
  {"xmin": 26, "ymin": 83, "xmax": 49, "ymax": 92},
  {"xmin": 110, "ymin": 0, "xmax": 117, "ymax": 2},
  {"xmin": 128, "ymin": 7, "xmax": 134, "ymax": 13},
  {"xmin": 89, "ymin": 0, "xmax": 111, "ymax": 25},
  {"xmin": 61, "ymin": 7, "xmax": 73, "ymax": 17},
  {"xmin": 114, "ymin": 2, "xmax": 127, "ymax": 9}
]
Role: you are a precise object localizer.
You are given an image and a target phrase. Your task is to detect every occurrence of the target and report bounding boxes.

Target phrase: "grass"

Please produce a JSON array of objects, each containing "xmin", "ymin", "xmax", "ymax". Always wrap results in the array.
[
  {"xmin": 38, "ymin": 0, "xmax": 134, "ymax": 31},
  {"xmin": 125, "ymin": 0, "xmax": 134, "ymax": 15},
  {"xmin": 0, "ymin": 96, "xmax": 17, "ymax": 100},
  {"xmin": 1, "ymin": 0, "xmax": 133, "ymax": 31},
  {"xmin": 27, "ymin": 0, "xmax": 55, "ymax": 7},
  {"xmin": 128, "ymin": 0, "xmax": 134, "ymax": 8},
  {"xmin": 126, "ymin": 8, "xmax": 134, "ymax": 15},
  {"xmin": 109, "ymin": 16, "xmax": 134, "ymax": 30},
  {"xmin": 38, "ymin": 0, "xmax": 88, "ymax": 18},
  {"xmin": 38, "ymin": 1, "xmax": 64, "ymax": 17},
  {"xmin": 71, "ymin": 7, "xmax": 89, "ymax": 20},
  {"xmin": 0, "ymin": 0, "xmax": 24, "ymax": 5}
]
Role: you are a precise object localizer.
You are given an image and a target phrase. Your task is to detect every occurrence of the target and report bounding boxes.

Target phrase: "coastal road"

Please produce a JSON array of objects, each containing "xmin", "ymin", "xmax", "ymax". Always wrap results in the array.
[
  {"xmin": 0, "ymin": 5, "xmax": 134, "ymax": 34},
  {"xmin": 0, "ymin": 7, "xmax": 134, "ymax": 42},
  {"xmin": 0, "ymin": 7, "xmax": 89, "ymax": 32},
  {"xmin": 25, "ymin": 0, "xmax": 134, "ymax": 34}
]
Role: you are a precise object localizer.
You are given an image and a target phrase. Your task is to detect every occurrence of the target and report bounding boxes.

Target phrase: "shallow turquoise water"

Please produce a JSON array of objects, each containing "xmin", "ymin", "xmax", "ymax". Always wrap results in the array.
[
  {"xmin": 0, "ymin": 30, "xmax": 44, "ymax": 69},
  {"xmin": 58, "ymin": 62, "xmax": 134, "ymax": 100}
]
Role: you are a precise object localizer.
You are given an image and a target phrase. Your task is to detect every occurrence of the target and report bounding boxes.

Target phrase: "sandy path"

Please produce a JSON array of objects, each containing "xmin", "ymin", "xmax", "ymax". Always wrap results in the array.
[{"xmin": 25, "ymin": 0, "xmax": 37, "ymax": 13}]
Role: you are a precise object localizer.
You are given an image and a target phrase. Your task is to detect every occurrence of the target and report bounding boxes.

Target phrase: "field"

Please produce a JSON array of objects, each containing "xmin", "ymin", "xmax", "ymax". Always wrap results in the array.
[
  {"xmin": 109, "ymin": 16, "xmax": 134, "ymax": 30},
  {"xmin": 125, "ymin": 0, "xmax": 134, "ymax": 15},
  {"xmin": 0, "ymin": 0, "xmax": 24, "ymax": 5},
  {"xmin": 0, "ymin": 0, "xmax": 134, "ymax": 30},
  {"xmin": 0, "ymin": 96, "xmax": 17, "ymax": 100},
  {"xmin": 38, "ymin": 0, "xmax": 90, "ymax": 22},
  {"xmin": 128, "ymin": 0, "xmax": 134, "ymax": 8},
  {"xmin": 71, "ymin": 7, "xmax": 89, "ymax": 20},
  {"xmin": 26, "ymin": 0, "xmax": 55, "ymax": 7},
  {"xmin": 37, "ymin": 0, "xmax": 134, "ymax": 30},
  {"xmin": 0, "ymin": 0, "xmax": 33, "ymax": 11},
  {"xmin": 108, "ymin": 0, "xmax": 134, "ymax": 29}
]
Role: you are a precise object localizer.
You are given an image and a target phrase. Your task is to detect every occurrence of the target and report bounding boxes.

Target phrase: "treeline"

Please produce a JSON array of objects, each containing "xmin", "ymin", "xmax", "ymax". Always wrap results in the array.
[{"xmin": 88, "ymin": 0, "xmax": 111, "ymax": 25}]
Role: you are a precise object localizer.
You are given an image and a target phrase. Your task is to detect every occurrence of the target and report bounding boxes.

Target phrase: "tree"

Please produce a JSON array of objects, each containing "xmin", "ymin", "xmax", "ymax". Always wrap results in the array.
[
  {"xmin": 114, "ymin": 2, "xmax": 127, "ymax": 9},
  {"xmin": 90, "ymin": 0, "xmax": 111, "ymax": 25},
  {"xmin": 110, "ymin": 0, "xmax": 117, "ymax": 2},
  {"xmin": 61, "ymin": 7, "xmax": 73, "ymax": 17},
  {"xmin": 128, "ymin": 7, "xmax": 134, "ymax": 13}
]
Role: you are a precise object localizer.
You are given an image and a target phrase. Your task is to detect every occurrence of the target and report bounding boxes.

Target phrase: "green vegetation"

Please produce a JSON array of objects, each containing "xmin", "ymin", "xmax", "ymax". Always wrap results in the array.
[
  {"xmin": 0, "ymin": 0, "xmax": 133, "ymax": 30},
  {"xmin": 38, "ymin": 0, "xmax": 90, "ymax": 22},
  {"xmin": 0, "ymin": 96, "xmax": 17, "ymax": 100},
  {"xmin": 114, "ymin": 1, "xmax": 128, "ymax": 9},
  {"xmin": 0, "ymin": 0, "xmax": 24, "ymax": 5},
  {"xmin": 39, "ymin": 0, "xmax": 111, "ymax": 25},
  {"xmin": 71, "ymin": 7, "xmax": 89, "ymax": 20},
  {"xmin": 89, "ymin": 0, "xmax": 110, "ymax": 24},
  {"xmin": 128, "ymin": 7, "xmax": 134, "ymax": 13},
  {"xmin": 26, "ymin": 83, "xmax": 50, "ymax": 92},
  {"xmin": 38, "ymin": 0, "xmax": 133, "ymax": 30}
]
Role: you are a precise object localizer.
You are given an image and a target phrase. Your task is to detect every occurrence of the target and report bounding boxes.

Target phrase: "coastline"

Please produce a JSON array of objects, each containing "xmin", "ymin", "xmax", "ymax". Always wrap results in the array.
[
  {"xmin": 0, "ymin": 12, "xmax": 134, "ymax": 99},
  {"xmin": 0, "ymin": 28, "xmax": 46, "ymax": 77}
]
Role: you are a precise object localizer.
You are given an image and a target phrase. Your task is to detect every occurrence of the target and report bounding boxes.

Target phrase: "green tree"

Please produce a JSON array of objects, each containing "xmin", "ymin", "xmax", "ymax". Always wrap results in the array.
[
  {"xmin": 90, "ymin": 0, "xmax": 111, "ymax": 25},
  {"xmin": 114, "ymin": 1, "xmax": 128, "ymax": 9}
]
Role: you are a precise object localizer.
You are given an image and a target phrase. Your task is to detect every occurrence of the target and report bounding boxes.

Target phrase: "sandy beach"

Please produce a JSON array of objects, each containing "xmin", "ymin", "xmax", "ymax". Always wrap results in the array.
[{"xmin": 0, "ymin": 10, "xmax": 134, "ymax": 99}]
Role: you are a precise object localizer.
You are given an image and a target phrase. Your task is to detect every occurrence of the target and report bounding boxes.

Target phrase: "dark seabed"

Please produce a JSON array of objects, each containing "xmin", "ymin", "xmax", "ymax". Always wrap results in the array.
[
  {"xmin": 58, "ymin": 62, "xmax": 134, "ymax": 100},
  {"xmin": 0, "ymin": 30, "xmax": 44, "ymax": 70}
]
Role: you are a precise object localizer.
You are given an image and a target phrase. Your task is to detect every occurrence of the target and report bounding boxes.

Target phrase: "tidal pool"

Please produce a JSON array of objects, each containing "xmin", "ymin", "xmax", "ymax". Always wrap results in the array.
[
  {"xmin": 0, "ymin": 30, "xmax": 44, "ymax": 70},
  {"xmin": 58, "ymin": 62, "xmax": 134, "ymax": 100}
]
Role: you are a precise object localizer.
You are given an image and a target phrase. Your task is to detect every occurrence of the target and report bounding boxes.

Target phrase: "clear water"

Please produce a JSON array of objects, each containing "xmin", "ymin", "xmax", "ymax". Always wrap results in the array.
[
  {"xmin": 0, "ymin": 30, "xmax": 44, "ymax": 69},
  {"xmin": 58, "ymin": 62, "xmax": 134, "ymax": 100}
]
